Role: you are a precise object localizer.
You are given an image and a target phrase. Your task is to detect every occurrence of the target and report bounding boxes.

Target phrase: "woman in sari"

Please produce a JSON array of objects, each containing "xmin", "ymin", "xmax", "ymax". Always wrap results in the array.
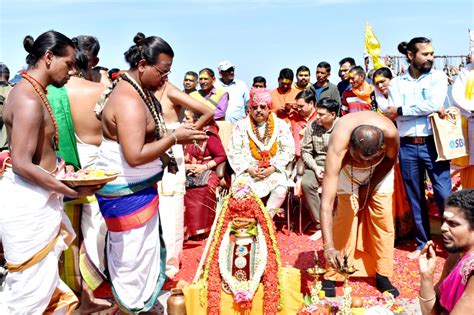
[
  {"xmin": 184, "ymin": 110, "xmax": 227, "ymax": 239},
  {"xmin": 374, "ymin": 67, "xmax": 413, "ymax": 241}
]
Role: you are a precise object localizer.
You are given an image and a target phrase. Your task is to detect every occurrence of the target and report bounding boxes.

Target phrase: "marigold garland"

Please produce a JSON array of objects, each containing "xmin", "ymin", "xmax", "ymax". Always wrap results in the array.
[
  {"xmin": 199, "ymin": 187, "xmax": 283, "ymax": 314},
  {"xmin": 248, "ymin": 113, "xmax": 278, "ymax": 165}
]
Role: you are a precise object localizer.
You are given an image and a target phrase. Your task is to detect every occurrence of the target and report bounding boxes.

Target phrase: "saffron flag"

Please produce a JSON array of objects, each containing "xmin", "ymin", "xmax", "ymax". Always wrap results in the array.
[{"xmin": 364, "ymin": 22, "xmax": 385, "ymax": 69}]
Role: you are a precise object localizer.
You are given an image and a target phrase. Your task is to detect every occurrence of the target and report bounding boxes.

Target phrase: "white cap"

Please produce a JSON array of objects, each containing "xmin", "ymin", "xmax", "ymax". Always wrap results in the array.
[{"xmin": 218, "ymin": 61, "xmax": 235, "ymax": 72}]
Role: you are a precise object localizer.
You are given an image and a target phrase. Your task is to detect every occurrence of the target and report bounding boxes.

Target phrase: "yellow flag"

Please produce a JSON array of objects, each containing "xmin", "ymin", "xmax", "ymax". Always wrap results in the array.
[{"xmin": 365, "ymin": 22, "xmax": 385, "ymax": 69}]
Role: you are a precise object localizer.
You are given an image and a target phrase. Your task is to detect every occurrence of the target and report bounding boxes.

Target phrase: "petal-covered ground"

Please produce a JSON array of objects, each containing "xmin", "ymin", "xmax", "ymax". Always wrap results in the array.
[
  {"xmin": 165, "ymin": 231, "xmax": 446, "ymax": 295},
  {"xmin": 94, "ymin": 220, "xmax": 446, "ymax": 314}
]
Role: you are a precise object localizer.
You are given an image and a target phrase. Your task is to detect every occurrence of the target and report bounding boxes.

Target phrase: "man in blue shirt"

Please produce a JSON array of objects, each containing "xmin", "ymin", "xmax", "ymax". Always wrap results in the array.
[
  {"xmin": 215, "ymin": 61, "xmax": 249, "ymax": 124},
  {"xmin": 386, "ymin": 37, "xmax": 451, "ymax": 260}
]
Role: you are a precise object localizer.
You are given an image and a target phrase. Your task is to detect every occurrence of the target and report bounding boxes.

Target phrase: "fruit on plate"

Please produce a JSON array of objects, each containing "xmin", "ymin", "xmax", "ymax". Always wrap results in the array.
[{"xmin": 57, "ymin": 168, "xmax": 119, "ymax": 180}]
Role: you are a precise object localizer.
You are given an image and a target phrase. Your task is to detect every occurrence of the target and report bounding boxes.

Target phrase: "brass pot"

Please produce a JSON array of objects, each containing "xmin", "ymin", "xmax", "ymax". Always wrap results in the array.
[{"xmin": 167, "ymin": 288, "xmax": 186, "ymax": 315}]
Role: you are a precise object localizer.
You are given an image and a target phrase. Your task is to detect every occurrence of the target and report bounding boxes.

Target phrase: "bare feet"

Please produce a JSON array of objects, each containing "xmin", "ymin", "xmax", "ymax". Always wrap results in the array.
[
  {"xmin": 407, "ymin": 249, "xmax": 421, "ymax": 260},
  {"xmin": 78, "ymin": 297, "xmax": 114, "ymax": 314},
  {"xmin": 309, "ymin": 230, "xmax": 322, "ymax": 241}
]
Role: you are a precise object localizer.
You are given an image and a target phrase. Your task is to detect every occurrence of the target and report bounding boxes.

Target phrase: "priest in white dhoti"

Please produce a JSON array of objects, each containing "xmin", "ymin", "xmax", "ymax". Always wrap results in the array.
[
  {"xmin": 227, "ymin": 88, "xmax": 295, "ymax": 216},
  {"xmin": 92, "ymin": 34, "xmax": 208, "ymax": 313}
]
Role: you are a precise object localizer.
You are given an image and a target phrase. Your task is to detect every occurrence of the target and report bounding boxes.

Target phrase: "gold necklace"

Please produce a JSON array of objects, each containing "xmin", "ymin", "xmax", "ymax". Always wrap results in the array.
[{"xmin": 21, "ymin": 73, "xmax": 59, "ymax": 150}]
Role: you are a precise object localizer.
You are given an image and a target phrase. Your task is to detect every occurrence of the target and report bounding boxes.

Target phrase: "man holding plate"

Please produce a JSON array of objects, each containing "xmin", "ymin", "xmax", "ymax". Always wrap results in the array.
[{"xmin": 0, "ymin": 31, "xmax": 102, "ymax": 314}]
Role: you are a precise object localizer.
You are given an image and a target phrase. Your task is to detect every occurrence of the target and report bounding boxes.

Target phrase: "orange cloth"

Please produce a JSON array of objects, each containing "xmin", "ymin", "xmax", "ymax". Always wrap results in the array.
[
  {"xmin": 392, "ymin": 162, "xmax": 413, "ymax": 239},
  {"xmin": 352, "ymin": 81, "xmax": 374, "ymax": 105},
  {"xmin": 43, "ymin": 284, "xmax": 79, "ymax": 315},
  {"xmin": 183, "ymin": 267, "xmax": 303, "ymax": 315},
  {"xmin": 460, "ymin": 166, "xmax": 474, "ymax": 189},
  {"xmin": 270, "ymin": 88, "xmax": 300, "ymax": 120},
  {"xmin": 324, "ymin": 192, "xmax": 394, "ymax": 281}
]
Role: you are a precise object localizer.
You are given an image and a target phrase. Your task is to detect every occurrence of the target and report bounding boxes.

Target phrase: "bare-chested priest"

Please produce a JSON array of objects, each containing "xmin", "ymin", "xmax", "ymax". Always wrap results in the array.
[
  {"xmin": 47, "ymin": 34, "xmax": 113, "ymax": 313},
  {"xmin": 320, "ymin": 111, "xmax": 400, "ymax": 298},
  {"xmin": 0, "ymin": 31, "xmax": 101, "ymax": 314},
  {"xmin": 93, "ymin": 32, "xmax": 208, "ymax": 313}
]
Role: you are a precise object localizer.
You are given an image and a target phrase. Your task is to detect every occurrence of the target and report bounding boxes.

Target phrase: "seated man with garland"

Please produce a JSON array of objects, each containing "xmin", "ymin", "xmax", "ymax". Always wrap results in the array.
[{"xmin": 227, "ymin": 87, "xmax": 295, "ymax": 217}]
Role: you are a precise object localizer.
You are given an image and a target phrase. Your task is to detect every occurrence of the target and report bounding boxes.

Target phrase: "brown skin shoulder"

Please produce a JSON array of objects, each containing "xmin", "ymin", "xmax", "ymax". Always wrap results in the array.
[
  {"xmin": 67, "ymin": 76, "xmax": 105, "ymax": 146},
  {"xmin": 155, "ymin": 81, "xmax": 214, "ymax": 129},
  {"xmin": 4, "ymin": 80, "xmax": 101, "ymax": 197}
]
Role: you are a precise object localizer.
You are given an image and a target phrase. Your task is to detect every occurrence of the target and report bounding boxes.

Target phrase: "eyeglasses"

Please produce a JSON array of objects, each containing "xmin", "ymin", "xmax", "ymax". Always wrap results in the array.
[
  {"xmin": 152, "ymin": 65, "xmax": 171, "ymax": 77},
  {"xmin": 250, "ymin": 104, "xmax": 268, "ymax": 110}
]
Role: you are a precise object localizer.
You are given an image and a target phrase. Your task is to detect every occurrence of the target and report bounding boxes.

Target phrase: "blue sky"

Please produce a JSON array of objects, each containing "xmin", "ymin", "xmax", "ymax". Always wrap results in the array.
[{"xmin": 0, "ymin": 0, "xmax": 472, "ymax": 89}]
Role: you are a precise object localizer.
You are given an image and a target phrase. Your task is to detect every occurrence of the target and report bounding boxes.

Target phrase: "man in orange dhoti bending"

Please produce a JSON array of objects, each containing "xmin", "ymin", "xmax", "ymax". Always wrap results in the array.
[{"xmin": 320, "ymin": 111, "xmax": 400, "ymax": 297}]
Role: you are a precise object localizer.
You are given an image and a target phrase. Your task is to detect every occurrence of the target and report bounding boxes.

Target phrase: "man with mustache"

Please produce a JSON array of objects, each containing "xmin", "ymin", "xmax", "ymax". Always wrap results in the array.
[
  {"xmin": 228, "ymin": 88, "xmax": 295, "ymax": 217},
  {"xmin": 289, "ymin": 89, "xmax": 318, "ymax": 158},
  {"xmin": 270, "ymin": 68, "xmax": 299, "ymax": 120},
  {"xmin": 293, "ymin": 65, "xmax": 312, "ymax": 91},
  {"xmin": 385, "ymin": 37, "xmax": 450, "ymax": 260},
  {"xmin": 190, "ymin": 68, "xmax": 229, "ymax": 120},
  {"xmin": 418, "ymin": 189, "xmax": 474, "ymax": 314}
]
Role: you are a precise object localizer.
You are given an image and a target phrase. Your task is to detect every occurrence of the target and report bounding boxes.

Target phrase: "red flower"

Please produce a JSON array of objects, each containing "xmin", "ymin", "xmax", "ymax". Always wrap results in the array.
[{"xmin": 260, "ymin": 150, "xmax": 270, "ymax": 160}]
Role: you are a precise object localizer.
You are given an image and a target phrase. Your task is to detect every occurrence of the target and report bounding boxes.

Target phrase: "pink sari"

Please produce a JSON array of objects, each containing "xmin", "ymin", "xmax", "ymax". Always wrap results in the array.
[{"xmin": 438, "ymin": 251, "xmax": 474, "ymax": 312}]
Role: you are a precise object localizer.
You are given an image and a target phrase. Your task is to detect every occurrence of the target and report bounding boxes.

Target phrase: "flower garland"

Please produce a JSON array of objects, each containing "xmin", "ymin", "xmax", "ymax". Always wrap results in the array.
[
  {"xmin": 218, "ymin": 222, "xmax": 268, "ymax": 309},
  {"xmin": 199, "ymin": 182, "xmax": 283, "ymax": 314},
  {"xmin": 247, "ymin": 113, "xmax": 278, "ymax": 168},
  {"xmin": 199, "ymin": 195, "xmax": 230, "ymax": 312},
  {"xmin": 254, "ymin": 191, "xmax": 283, "ymax": 311}
]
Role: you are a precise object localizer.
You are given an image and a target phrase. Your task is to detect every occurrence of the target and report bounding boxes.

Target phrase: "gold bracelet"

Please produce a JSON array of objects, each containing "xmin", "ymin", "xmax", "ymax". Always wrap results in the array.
[{"xmin": 418, "ymin": 293, "xmax": 436, "ymax": 302}]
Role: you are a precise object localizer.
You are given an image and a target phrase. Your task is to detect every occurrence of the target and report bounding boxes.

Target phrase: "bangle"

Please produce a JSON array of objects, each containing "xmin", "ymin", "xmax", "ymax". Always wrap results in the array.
[
  {"xmin": 171, "ymin": 131, "xmax": 178, "ymax": 145},
  {"xmin": 205, "ymin": 163, "xmax": 210, "ymax": 170},
  {"xmin": 418, "ymin": 293, "xmax": 436, "ymax": 302}
]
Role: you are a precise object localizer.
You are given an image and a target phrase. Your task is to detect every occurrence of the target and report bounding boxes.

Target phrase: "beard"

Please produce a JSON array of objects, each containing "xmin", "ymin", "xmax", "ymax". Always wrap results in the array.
[
  {"xmin": 443, "ymin": 238, "xmax": 468, "ymax": 253},
  {"xmin": 445, "ymin": 245, "xmax": 464, "ymax": 254},
  {"xmin": 414, "ymin": 60, "xmax": 433, "ymax": 74}
]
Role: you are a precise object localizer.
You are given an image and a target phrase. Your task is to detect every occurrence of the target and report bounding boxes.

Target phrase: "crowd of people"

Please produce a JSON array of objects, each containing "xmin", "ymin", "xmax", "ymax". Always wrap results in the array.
[{"xmin": 0, "ymin": 30, "xmax": 473, "ymax": 314}]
